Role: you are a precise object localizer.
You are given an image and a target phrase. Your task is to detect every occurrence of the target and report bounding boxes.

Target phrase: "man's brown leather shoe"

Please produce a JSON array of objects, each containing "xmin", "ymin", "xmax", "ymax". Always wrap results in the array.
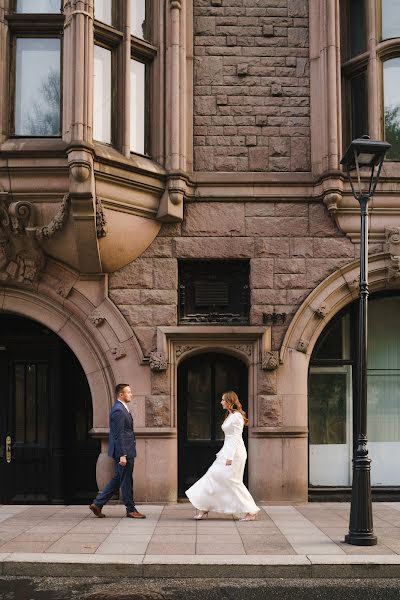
[
  {"xmin": 89, "ymin": 503, "xmax": 105, "ymax": 518},
  {"xmin": 126, "ymin": 510, "xmax": 146, "ymax": 519}
]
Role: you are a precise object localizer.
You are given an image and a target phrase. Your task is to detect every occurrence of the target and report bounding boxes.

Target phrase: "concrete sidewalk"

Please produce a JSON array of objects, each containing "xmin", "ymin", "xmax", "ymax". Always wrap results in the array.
[{"xmin": 2, "ymin": 502, "xmax": 400, "ymax": 578}]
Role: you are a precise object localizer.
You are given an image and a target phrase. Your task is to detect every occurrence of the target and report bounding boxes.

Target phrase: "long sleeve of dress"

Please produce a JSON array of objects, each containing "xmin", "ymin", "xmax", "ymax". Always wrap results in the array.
[{"xmin": 222, "ymin": 412, "xmax": 244, "ymax": 460}]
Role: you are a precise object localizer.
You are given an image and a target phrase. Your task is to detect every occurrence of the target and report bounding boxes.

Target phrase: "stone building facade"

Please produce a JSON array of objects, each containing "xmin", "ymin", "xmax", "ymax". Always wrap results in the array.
[{"xmin": 1, "ymin": 0, "xmax": 400, "ymax": 505}]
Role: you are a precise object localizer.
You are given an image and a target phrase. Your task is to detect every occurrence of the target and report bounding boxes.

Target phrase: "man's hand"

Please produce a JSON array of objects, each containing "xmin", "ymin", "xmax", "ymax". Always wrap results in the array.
[
  {"xmin": 225, "ymin": 459, "xmax": 232, "ymax": 466},
  {"xmin": 119, "ymin": 456, "xmax": 127, "ymax": 466}
]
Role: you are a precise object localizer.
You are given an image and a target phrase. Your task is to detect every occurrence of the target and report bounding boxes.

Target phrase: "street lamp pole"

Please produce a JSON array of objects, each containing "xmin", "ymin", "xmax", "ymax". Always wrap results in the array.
[{"xmin": 340, "ymin": 136, "xmax": 391, "ymax": 546}]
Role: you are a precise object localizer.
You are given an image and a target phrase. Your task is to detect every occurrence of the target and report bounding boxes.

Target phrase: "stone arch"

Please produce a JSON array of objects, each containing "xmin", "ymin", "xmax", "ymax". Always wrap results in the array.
[
  {"xmin": 0, "ymin": 258, "xmax": 148, "ymax": 430},
  {"xmin": 280, "ymin": 253, "xmax": 396, "ymax": 364}
]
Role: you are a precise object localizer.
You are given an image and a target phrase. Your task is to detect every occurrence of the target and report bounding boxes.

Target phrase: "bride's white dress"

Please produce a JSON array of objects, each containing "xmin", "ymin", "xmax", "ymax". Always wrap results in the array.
[{"xmin": 185, "ymin": 411, "xmax": 260, "ymax": 515}]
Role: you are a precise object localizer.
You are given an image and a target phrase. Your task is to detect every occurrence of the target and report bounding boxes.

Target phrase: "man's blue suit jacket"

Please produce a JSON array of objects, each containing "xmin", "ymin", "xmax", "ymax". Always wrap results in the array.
[{"xmin": 108, "ymin": 401, "xmax": 137, "ymax": 460}]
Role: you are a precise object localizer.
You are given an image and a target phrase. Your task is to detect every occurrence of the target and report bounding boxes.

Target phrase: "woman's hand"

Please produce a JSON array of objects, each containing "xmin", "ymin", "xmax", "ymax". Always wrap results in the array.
[{"xmin": 225, "ymin": 459, "xmax": 232, "ymax": 466}]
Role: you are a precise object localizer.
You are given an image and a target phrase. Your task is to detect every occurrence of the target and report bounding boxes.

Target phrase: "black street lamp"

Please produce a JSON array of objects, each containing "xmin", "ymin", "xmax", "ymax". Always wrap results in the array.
[{"xmin": 340, "ymin": 136, "xmax": 391, "ymax": 546}]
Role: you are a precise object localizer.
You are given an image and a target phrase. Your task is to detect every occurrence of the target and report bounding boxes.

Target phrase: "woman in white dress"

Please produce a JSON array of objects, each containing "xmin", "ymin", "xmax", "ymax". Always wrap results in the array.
[{"xmin": 185, "ymin": 390, "xmax": 260, "ymax": 521}]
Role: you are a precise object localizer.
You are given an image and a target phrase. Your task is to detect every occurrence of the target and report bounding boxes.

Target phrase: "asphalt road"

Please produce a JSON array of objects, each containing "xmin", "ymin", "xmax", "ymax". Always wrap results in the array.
[{"xmin": 1, "ymin": 577, "xmax": 400, "ymax": 600}]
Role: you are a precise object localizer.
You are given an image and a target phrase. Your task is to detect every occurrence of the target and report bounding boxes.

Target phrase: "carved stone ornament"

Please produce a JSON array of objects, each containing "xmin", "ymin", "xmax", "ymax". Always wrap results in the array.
[
  {"xmin": 149, "ymin": 351, "xmax": 168, "ymax": 371},
  {"xmin": 0, "ymin": 199, "xmax": 45, "ymax": 284},
  {"xmin": 297, "ymin": 338, "xmax": 309, "ymax": 353},
  {"xmin": 313, "ymin": 303, "xmax": 328, "ymax": 319},
  {"xmin": 234, "ymin": 344, "xmax": 252, "ymax": 357},
  {"xmin": 323, "ymin": 192, "xmax": 341, "ymax": 214},
  {"xmin": 111, "ymin": 346, "xmax": 127, "ymax": 360},
  {"xmin": 170, "ymin": 0, "xmax": 182, "ymax": 9},
  {"xmin": 261, "ymin": 351, "xmax": 279, "ymax": 371},
  {"xmin": 89, "ymin": 311, "xmax": 105, "ymax": 327},
  {"xmin": 35, "ymin": 194, "xmax": 70, "ymax": 241},
  {"xmin": 385, "ymin": 226, "xmax": 400, "ymax": 280},
  {"xmin": 176, "ymin": 345, "xmax": 198, "ymax": 358},
  {"xmin": 96, "ymin": 197, "xmax": 107, "ymax": 238}
]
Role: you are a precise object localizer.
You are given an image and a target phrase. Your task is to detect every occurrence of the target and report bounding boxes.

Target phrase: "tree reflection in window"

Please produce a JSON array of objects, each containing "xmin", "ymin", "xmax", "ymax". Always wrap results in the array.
[
  {"xmin": 15, "ymin": 38, "xmax": 60, "ymax": 137},
  {"xmin": 384, "ymin": 58, "xmax": 400, "ymax": 160}
]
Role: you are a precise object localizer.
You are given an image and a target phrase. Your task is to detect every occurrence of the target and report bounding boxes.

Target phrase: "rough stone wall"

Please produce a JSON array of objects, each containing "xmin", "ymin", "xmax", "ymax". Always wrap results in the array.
[
  {"xmin": 109, "ymin": 202, "xmax": 384, "ymax": 357},
  {"xmin": 193, "ymin": 0, "xmax": 311, "ymax": 172}
]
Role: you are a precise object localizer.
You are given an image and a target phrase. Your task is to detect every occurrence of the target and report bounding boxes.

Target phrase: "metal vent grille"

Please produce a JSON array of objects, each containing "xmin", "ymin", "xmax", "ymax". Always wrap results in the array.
[{"xmin": 194, "ymin": 281, "xmax": 229, "ymax": 306}]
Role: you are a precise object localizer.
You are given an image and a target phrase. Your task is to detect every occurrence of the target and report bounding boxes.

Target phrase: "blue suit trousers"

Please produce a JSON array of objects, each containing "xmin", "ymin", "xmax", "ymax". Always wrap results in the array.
[{"xmin": 94, "ymin": 458, "xmax": 135, "ymax": 513}]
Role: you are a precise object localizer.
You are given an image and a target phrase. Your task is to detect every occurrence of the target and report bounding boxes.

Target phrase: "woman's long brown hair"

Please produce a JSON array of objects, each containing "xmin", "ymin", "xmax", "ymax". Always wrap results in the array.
[{"xmin": 222, "ymin": 390, "xmax": 248, "ymax": 426}]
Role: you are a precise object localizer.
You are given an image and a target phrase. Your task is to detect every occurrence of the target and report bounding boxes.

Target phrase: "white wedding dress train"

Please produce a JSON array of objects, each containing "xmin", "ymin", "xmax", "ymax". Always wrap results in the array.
[{"xmin": 185, "ymin": 411, "xmax": 260, "ymax": 515}]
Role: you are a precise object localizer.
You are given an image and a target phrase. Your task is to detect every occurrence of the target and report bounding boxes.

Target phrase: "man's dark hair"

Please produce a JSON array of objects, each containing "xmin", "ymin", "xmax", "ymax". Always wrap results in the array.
[{"xmin": 115, "ymin": 383, "xmax": 129, "ymax": 397}]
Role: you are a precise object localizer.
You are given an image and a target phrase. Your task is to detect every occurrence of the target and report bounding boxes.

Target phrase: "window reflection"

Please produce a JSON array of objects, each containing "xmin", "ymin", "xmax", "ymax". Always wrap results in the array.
[
  {"xmin": 16, "ymin": 0, "xmax": 61, "ymax": 12},
  {"xmin": 94, "ymin": 0, "xmax": 112, "ymax": 26},
  {"xmin": 93, "ymin": 45, "xmax": 112, "ymax": 144},
  {"xmin": 349, "ymin": 0, "xmax": 366, "ymax": 57},
  {"xmin": 130, "ymin": 59, "xmax": 145, "ymax": 154},
  {"xmin": 384, "ymin": 59, "xmax": 400, "ymax": 160},
  {"xmin": 132, "ymin": 0, "xmax": 146, "ymax": 39},
  {"xmin": 382, "ymin": 0, "xmax": 400, "ymax": 40},
  {"xmin": 15, "ymin": 38, "xmax": 60, "ymax": 136},
  {"xmin": 309, "ymin": 372, "xmax": 347, "ymax": 445}
]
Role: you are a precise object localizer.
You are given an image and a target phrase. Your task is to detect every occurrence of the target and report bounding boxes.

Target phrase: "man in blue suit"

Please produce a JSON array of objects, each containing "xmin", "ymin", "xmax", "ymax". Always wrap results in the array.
[{"xmin": 90, "ymin": 383, "xmax": 145, "ymax": 518}]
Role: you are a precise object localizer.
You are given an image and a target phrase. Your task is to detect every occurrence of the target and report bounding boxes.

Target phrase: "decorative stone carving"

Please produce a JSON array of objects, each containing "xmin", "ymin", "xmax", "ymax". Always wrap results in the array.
[
  {"xmin": 261, "ymin": 351, "xmax": 279, "ymax": 371},
  {"xmin": 297, "ymin": 338, "xmax": 309, "ymax": 353},
  {"xmin": 176, "ymin": 345, "xmax": 198, "ymax": 358},
  {"xmin": 385, "ymin": 226, "xmax": 400, "ymax": 280},
  {"xmin": 258, "ymin": 395, "xmax": 283, "ymax": 427},
  {"xmin": 313, "ymin": 303, "xmax": 328, "ymax": 319},
  {"xmin": 89, "ymin": 311, "xmax": 105, "ymax": 327},
  {"xmin": 170, "ymin": 0, "xmax": 182, "ymax": 9},
  {"xmin": 149, "ymin": 351, "xmax": 168, "ymax": 371},
  {"xmin": 111, "ymin": 346, "xmax": 127, "ymax": 360},
  {"xmin": 234, "ymin": 344, "xmax": 252, "ymax": 357},
  {"xmin": 0, "ymin": 199, "xmax": 45, "ymax": 284},
  {"xmin": 96, "ymin": 197, "xmax": 107, "ymax": 238},
  {"xmin": 36, "ymin": 194, "xmax": 70, "ymax": 241},
  {"xmin": 145, "ymin": 395, "xmax": 170, "ymax": 427},
  {"xmin": 323, "ymin": 192, "xmax": 341, "ymax": 214},
  {"xmin": 57, "ymin": 282, "xmax": 74, "ymax": 299}
]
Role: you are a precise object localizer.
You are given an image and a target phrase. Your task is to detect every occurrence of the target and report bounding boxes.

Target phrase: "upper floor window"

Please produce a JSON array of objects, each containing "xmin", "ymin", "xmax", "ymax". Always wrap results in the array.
[
  {"xmin": 93, "ymin": 0, "xmax": 154, "ymax": 154},
  {"xmin": 341, "ymin": 0, "xmax": 400, "ymax": 160},
  {"xmin": 7, "ymin": 3, "xmax": 63, "ymax": 137},
  {"xmin": 15, "ymin": 38, "xmax": 61, "ymax": 136},
  {"xmin": 382, "ymin": 0, "xmax": 400, "ymax": 41},
  {"xmin": 16, "ymin": 0, "xmax": 61, "ymax": 12}
]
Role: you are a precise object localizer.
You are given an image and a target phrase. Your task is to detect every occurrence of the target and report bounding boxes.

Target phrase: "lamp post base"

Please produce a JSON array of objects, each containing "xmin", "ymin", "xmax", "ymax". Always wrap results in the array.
[{"xmin": 345, "ymin": 532, "xmax": 377, "ymax": 546}]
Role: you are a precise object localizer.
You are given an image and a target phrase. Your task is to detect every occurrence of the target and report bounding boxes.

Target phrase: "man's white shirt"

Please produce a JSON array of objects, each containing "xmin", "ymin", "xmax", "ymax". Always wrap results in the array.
[{"xmin": 118, "ymin": 399, "xmax": 131, "ymax": 413}]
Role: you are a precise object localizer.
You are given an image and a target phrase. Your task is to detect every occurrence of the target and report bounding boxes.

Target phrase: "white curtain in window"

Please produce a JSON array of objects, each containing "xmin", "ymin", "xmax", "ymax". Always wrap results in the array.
[
  {"xmin": 93, "ymin": 45, "xmax": 112, "ymax": 144},
  {"xmin": 131, "ymin": 0, "xmax": 146, "ymax": 38},
  {"xmin": 130, "ymin": 59, "xmax": 145, "ymax": 154},
  {"xmin": 94, "ymin": 0, "xmax": 112, "ymax": 25}
]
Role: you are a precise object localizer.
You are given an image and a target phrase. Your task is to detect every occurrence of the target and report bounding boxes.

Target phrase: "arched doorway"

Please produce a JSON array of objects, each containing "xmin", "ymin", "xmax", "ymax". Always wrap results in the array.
[
  {"xmin": 0, "ymin": 314, "xmax": 100, "ymax": 504},
  {"xmin": 308, "ymin": 293, "xmax": 400, "ymax": 489},
  {"xmin": 178, "ymin": 353, "xmax": 248, "ymax": 497}
]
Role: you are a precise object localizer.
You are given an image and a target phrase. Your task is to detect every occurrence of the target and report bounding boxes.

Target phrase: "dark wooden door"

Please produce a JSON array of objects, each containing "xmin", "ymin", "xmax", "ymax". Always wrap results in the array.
[
  {"xmin": 0, "ymin": 315, "xmax": 99, "ymax": 504},
  {"xmin": 178, "ymin": 353, "xmax": 248, "ymax": 497},
  {"xmin": 0, "ymin": 341, "xmax": 59, "ymax": 503}
]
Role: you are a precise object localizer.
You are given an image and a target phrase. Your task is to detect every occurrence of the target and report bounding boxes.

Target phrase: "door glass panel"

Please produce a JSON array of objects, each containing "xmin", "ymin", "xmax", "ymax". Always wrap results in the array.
[
  {"xmin": 309, "ymin": 372, "xmax": 347, "ymax": 445},
  {"xmin": 93, "ymin": 45, "xmax": 112, "ymax": 143},
  {"xmin": 312, "ymin": 314, "xmax": 350, "ymax": 360},
  {"xmin": 15, "ymin": 38, "xmax": 61, "ymax": 136},
  {"xmin": 384, "ymin": 58, "xmax": 400, "ymax": 160},
  {"xmin": 25, "ymin": 364, "xmax": 37, "ymax": 443},
  {"xmin": 94, "ymin": 0, "xmax": 112, "ymax": 25},
  {"xmin": 382, "ymin": 0, "xmax": 400, "ymax": 40},
  {"xmin": 186, "ymin": 361, "xmax": 211, "ymax": 440},
  {"xmin": 130, "ymin": 60, "xmax": 145, "ymax": 154},
  {"xmin": 16, "ymin": 0, "xmax": 61, "ymax": 12},
  {"xmin": 131, "ymin": 0, "xmax": 146, "ymax": 38},
  {"xmin": 15, "ymin": 364, "xmax": 25, "ymax": 443},
  {"xmin": 309, "ymin": 368, "xmax": 352, "ymax": 487},
  {"xmin": 37, "ymin": 364, "xmax": 48, "ymax": 444}
]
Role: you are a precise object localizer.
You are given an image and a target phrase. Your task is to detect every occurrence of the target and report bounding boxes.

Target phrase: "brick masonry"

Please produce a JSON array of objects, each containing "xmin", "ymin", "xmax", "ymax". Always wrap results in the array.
[{"xmin": 193, "ymin": 0, "xmax": 311, "ymax": 172}]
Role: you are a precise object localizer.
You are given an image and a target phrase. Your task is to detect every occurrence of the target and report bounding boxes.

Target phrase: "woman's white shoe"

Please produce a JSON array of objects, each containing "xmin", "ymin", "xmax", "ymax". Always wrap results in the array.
[{"xmin": 193, "ymin": 510, "xmax": 209, "ymax": 520}]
